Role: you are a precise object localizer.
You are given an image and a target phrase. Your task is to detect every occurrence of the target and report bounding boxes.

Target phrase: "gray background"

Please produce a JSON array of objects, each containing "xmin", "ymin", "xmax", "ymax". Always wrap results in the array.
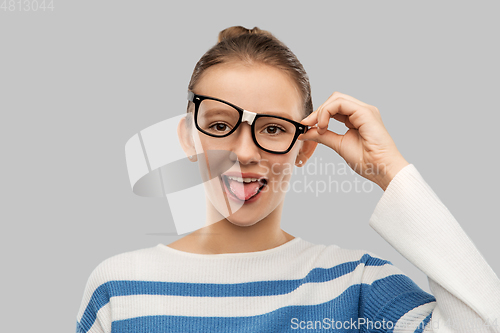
[{"xmin": 1, "ymin": 1, "xmax": 499, "ymax": 331}]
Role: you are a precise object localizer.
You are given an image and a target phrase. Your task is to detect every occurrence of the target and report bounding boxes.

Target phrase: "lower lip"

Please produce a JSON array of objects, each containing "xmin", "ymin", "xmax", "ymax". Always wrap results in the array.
[{"xmin": 221, "ymin": 176, "xmax": 266, "ymax": 204}]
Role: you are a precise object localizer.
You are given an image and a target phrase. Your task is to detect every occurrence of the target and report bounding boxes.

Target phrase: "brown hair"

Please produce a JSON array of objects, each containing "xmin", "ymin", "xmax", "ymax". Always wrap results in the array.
[{"xmin": 186, "ymin": 25, "xmax": 313, "ymax": 127}]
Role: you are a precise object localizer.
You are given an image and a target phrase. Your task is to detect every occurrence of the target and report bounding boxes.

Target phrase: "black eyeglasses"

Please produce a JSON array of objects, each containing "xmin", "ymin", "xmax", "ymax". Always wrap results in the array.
[{"xmin": 187, "ymin": 90, "xmax": 309, "ymax": 154}]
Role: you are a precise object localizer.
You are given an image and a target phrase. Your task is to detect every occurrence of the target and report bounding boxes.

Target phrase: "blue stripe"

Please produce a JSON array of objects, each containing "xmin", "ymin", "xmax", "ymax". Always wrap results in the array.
[
  {"xmin": 360, "ymin": 275, "xmax": 436, "ymax": 333},
  {"xmin": 77, "ymin": 283, "xmax": 111, "ymax": 333},
  {"xmin": 77, "ymin": 254, "xmax": 390, "ymax": 333},
  {"xmin": 110, "ymin": 280, "xmax": 435, "ymax": 333},
  {"xmin": 76, "ymin": 321, "xmax": 84, "ymax": 333},
  {"xmin": 413, "ymin": 312, "xmax": 433, "ymax": 333},
  {"xmin": 111, "ymin": 284, "xmax": 363, "ymax": 333}
]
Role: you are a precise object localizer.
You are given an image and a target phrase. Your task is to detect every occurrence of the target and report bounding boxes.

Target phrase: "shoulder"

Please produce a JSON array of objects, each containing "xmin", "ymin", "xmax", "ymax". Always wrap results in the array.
[
  {"xmin": 300, "ymin": 239, "xmax": 407, "ymax": 284},
  {"xmin": 84, "ymin": 245, "xmax": 162, "ymax": 289},
  {"xmin": 76, "ymin": 245, "xmax": 164, "ymax": 316},
  {"xmin": 301, "ymin": 238, "xmax": 393, "ymax": 267}
]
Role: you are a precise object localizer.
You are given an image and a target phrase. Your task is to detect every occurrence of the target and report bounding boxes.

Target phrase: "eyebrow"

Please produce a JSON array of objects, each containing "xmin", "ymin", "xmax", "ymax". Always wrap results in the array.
[
  {"xmin": 255, "ymin": 110, "xmax": 299, "ymax": 121},
  {"xmin": 201, "ymin": 94, "xmax": 299, "ymax": 121}
]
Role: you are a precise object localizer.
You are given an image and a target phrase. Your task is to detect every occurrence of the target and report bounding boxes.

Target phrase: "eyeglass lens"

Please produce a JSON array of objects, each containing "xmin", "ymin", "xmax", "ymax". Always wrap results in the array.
[{"xmin": 197, "ymin": 99, "xmax": 297, "ymax": 153}]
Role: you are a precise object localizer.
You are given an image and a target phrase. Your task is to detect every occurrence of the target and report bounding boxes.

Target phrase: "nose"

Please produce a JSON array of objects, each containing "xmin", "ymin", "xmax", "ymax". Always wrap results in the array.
[{"xmin": 230, "ymin": 122, "xmax": 261, "ymax": 164}]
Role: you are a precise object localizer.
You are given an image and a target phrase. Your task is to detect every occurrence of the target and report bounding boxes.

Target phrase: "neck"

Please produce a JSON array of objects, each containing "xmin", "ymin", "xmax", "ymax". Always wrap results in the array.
[{"xmin": 170, "ymin": 201, "xmax": 295, "ymax": 254}]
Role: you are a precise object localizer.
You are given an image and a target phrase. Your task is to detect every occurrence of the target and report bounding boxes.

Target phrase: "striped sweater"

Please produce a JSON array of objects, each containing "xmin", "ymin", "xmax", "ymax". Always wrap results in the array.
[{"xmin": 76, "ymin": 164, "xmax": 500, "ymax": 332}]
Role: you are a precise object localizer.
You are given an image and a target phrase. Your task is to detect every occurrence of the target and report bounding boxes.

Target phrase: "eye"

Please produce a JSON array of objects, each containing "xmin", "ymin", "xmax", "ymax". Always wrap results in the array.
[
  {"xmin": 209, "ymin": 122, "xmax": 231, "ymax": 133},
  {"xmin": 262, "ymin": 125, "xmax": 286, "ymax": 135}
]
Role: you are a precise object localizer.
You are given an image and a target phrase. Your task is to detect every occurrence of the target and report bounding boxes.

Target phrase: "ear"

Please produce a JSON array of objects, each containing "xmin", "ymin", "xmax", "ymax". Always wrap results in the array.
[
  {"xmin": 295, "ymin": 140, "xmax": 318, "ymax": 167},
  {"xmin": 177, "ymin": 115, "xmax": 198, "ymax": 162}
]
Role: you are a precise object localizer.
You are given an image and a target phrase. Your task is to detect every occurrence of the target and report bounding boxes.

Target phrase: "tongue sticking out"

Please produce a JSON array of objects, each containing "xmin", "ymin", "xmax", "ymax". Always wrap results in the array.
[{"xmin": 227, "ymin": 178, "xmax": 262, "ymax": 201}]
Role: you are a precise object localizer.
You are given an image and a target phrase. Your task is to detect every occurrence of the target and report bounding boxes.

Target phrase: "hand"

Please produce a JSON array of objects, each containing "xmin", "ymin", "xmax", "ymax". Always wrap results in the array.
[{"xmin": 298, "ymin": 92, "xmax": 410, "ymax": 191}]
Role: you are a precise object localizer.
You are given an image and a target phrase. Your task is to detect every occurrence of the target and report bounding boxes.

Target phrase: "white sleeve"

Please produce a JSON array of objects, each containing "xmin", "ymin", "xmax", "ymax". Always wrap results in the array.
[{"xmin": 369, "ymin": 163, "xmax": 500, "ymax": 333}]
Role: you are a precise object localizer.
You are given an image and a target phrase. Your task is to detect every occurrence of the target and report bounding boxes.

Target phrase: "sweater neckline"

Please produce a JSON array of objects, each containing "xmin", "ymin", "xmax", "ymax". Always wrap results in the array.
[{"xmin": 157, "ymin": 237, "xmax": 303, "ymax": 259}]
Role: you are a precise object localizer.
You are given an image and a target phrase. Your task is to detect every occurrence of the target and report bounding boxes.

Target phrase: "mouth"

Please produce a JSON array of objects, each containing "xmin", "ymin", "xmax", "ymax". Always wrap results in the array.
[{"xmin": 220, "ymin": 174, "xmax": 268, "ymax": 202}]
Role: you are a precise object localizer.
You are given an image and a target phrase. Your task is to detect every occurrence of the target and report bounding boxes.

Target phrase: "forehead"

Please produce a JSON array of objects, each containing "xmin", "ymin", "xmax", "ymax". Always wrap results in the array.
[{"xmin": 194, "ymin": 62, "xmax": 303, "ymax": 121}]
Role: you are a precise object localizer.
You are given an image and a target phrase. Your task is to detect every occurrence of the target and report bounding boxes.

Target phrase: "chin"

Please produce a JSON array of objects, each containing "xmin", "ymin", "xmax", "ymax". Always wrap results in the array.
[{"xmin": 226, "ymin": 216, "xmax": 261, "ymax": 228}]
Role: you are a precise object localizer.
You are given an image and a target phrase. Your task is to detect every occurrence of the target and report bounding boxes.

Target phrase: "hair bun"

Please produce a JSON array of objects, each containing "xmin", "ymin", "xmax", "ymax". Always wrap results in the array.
[{"xmin": 217, "ymin": 26, "xmax": 274, "ymax": 44}]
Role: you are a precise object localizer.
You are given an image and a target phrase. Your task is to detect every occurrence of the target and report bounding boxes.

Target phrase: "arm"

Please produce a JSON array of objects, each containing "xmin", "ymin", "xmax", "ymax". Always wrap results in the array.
[
  {"xmin": 76, "ymin": 264, "xmax": 112, "ymax": 333},
  {"xmin": 297, "ymin": 91, "xmax": 499, "ymax": 331},
  {"xmin": 369, "ymin": 163, "xmax": 500, "ymax": 332}
]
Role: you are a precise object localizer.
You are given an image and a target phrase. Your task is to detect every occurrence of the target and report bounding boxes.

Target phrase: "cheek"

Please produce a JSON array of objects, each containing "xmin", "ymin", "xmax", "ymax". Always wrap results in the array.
[
  {"xmin": 267, "ymin": 157, "xmax": 295, "ymax": 181},
  {"xmin": 265, "ymin": 159, "xmax": 295, "ymax": 197}
]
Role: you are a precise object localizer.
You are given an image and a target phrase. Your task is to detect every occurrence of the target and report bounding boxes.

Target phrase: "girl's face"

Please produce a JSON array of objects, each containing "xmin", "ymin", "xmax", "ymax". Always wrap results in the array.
[{"xmin": 183, "ymin": 62, "xmax": 314, "ymax": 228}]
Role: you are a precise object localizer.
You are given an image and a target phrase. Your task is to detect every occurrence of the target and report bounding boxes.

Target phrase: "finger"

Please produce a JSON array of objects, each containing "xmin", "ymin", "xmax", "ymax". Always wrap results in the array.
[
  {"xmin": 322, "ymin": 91, "xmax": 371, "ymax": 108},
  {"xmin": 298, "ymin": 127, "xmax": 343, "ymax": 155},
  {"xmin": 317, "ymin": 103, "xmax": 342, "ymax": 134},
  {"xmin": 318, "ymin": 107, "xmax": 330, "ymax": 133},
  {"xmin": 297, "ymin": 125, "xmax": 318, "ymax": 141},
  {"xmin": 332, "ymin": 114, "xmax": 356, "ymax": 129},
  {"xmin": 317, "ymin": 97, "xmax": 364, "ymax": 134},
  {"xmin": 316, "ymin": 92, "xmax": 372, "ymax": 134},
  {"xmin": 300, "ymin": 109, "xmax": 319, "ymax": 125},
  {"xmin": 302, "ymin": 94, "xmax": 369, "ymax": 129},
  {"xmin": 318, "ymin": 97, "xmax": 371, "ymax": 131},
  {"xmin": 301, "ymin": 99, "xmax": 329, "ymax": 124},
  {"xmin": 304, "ymin": 91, "xmax": 372, "ymax": 126}
]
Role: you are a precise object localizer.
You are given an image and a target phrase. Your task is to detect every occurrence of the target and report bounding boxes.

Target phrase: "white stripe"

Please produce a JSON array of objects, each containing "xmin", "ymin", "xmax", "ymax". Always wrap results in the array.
[
  {"xmin": 81, "ymin": 303, "xmax": 111, "ymax": 333},
  {"xmin": 110, "ymin": 265, "xmax": 398, "ymax": 321},
  {"xmin": 93, "ymin": 244, "xmax": 393, "ymax": 285},
  {"xmin": 76, "ymin": 242, "xmax": 397, "ymax": 323},
  {"xmin": 393, "ymin": 301, "xmax": 435, "ymax": 333}
]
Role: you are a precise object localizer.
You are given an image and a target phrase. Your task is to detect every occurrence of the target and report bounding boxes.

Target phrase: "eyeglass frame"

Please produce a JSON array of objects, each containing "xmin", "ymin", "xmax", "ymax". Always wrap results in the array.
[{"xmin": 187, "ymin": 90, "xmax": 310, "ymax": 154}]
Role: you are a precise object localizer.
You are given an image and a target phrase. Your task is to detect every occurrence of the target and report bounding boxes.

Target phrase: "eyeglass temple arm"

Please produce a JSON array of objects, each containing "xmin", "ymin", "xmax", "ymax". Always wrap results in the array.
[{"xmin": 298, "ymin": 124, "xmax": 310, "ymax": 134}]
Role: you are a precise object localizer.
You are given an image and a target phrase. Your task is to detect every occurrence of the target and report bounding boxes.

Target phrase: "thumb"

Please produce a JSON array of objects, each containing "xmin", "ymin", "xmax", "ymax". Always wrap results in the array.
[{"xmin": 298, "ymin": 127, "xmax": 343, "ymax": 155}]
